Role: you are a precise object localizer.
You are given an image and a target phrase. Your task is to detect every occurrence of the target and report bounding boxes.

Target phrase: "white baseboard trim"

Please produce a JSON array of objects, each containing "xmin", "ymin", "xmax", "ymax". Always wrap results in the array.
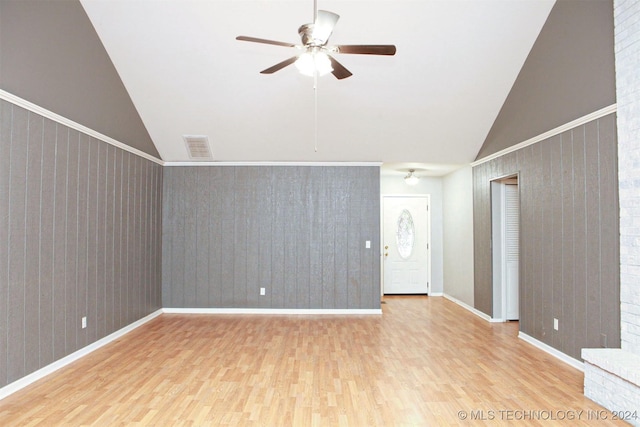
[
  {"xmin": 428, "ymin": 292, "xmax": 444, "ymax": 297},
  {"xmin": 163, "ymin": 308, "xmax": 382, "ymax": 315},
  {"xmin": 0, "ymin": 309, "xmax": 163, "ymax": 401},
  {"xmin": 518, "ymin": 332, "xmax": 584, "ymax": 371},
  {"xmin": 442, "ymin": 295, "xmax": 584, "ymax": 370},
  {"xmin": 443, "ymin": 293, "xmax": 498, "ymax": 322},
  {"xmin": 0, "ymin": 306, "xmax": 379, "ymax": 400}
]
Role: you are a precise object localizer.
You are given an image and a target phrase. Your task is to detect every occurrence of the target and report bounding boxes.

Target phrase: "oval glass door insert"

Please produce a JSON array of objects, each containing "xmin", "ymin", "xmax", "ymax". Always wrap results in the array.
[{"xmin": 396, "ymin": 209, "xmax": 415, "ymax": 259}]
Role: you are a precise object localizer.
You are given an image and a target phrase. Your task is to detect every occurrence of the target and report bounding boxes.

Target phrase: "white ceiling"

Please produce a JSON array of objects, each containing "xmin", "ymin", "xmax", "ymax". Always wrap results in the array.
[{"xmin": 80, "ymin": 0, "xmax": 554, "ymax": 176}]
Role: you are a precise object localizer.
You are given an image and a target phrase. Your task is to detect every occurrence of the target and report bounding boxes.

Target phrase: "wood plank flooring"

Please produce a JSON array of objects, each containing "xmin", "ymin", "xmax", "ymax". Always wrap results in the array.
[{"xmin": 0, "ymin": 296, "xmax": 626, "ymax": 426}]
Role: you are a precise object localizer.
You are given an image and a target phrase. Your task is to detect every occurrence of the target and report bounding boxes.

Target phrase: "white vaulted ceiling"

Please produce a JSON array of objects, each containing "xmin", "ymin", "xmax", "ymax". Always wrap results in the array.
[{"xmin": 80, "ymin": 0, "xmax": 554, "ymax": 173}]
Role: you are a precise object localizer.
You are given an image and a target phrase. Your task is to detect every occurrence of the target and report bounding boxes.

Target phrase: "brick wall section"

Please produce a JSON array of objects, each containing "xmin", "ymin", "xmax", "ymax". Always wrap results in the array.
[
  {"xmin": 615, "ymin": 0, "xmax": 640, "ymax": 355},
  {"xmin": 584, "ymin": 363, "xmax": 639, "ymax": 420},
  {"xmin": 583, "ymin": 2, "xmax": 640, "ymax": 422}
]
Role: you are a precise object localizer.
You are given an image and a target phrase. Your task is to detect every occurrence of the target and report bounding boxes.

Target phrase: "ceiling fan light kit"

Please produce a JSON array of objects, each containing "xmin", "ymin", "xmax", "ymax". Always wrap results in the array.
[
  {"xmin": 236, "ymin": 8, "xmax": 396, "ymax": 79},
  {"xmin": 295, "ymin": 50, "xmax": 333, "ymax": 76}
]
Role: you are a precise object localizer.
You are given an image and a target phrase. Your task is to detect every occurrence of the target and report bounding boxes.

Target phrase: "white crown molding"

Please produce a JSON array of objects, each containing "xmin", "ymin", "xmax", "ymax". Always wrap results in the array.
[
  {"xmin": 519, "ymin": 332, "xmax": 584, "ymax": 371},
  {"xmin": 0, "ymin": 89, "xmax": 164, "ymax": 165},
  {"xmin": 0, "ymin": 92, "xmax": 384, "ymax": 170},
  {"xmin": 0, "ymin": 309, "xmax": 163, "ymax": 401},
  {"xmin": 162, "ymin": 161, "xmax": 383, "ymax": 167},
  {"xmin": 472, "ymin": 104, "xmax": 617, "ymax": 166},
  {"xmin": 163, "ymin": 308, "xmax": 382, "ymax": 315}
]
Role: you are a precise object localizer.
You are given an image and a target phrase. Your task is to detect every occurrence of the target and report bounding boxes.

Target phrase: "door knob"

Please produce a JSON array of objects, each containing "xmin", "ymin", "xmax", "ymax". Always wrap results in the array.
[{"xmin": 385, "ymin": 245, "xmax": 389, "ymax": 249}]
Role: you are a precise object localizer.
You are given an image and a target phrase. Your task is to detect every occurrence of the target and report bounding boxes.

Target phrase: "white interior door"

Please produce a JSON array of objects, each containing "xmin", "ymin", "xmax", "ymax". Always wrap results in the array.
[
  {"xmin": 383, "ymin": 196, "xmax": 430, "ymax": 294},
  {"xmin": 504, "ymin": 183, "xmax": 520, "ymax": 320},
  {"xmin": 492, "ymin": 179, "xmax": 520, "ymax": 321}
]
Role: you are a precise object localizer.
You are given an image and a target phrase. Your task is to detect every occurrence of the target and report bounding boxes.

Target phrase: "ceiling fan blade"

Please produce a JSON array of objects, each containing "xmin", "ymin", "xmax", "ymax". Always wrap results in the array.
[
  {"xmin": 328, "ymin": 56, "xmax": 352, "ymax": 80},
  {"xmin": 236, "ymin": 36, "xmax": 296, "ymax": 48},
  {"xmin": 334, "ymin": 45, "xmax": 397, "ymax": 55},
  {"xmin": 260, "ymin": 56, "xmax": 299, "ymax": 74},
  {"xmin": 312, "ymin": 10, "xmax": 340, "ymax": 44}
]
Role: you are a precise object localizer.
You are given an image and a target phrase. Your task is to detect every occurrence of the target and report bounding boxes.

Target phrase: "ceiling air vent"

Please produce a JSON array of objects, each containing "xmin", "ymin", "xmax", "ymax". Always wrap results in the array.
[{"xmin": 183, "ymin": 135, "xmax": 213, "ymax": 160}]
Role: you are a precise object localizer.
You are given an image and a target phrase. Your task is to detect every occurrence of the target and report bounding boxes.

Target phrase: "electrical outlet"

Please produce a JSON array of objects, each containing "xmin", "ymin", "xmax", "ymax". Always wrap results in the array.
[
  {"xmin": 365, "ymin": 240, "xmax": 371, "ymax": 249},
  {"xmin": 553, "ymin": 318, "xmax": 559, "ymax": 331},
  {"xmin": 82, "ymin": 316, "xmax": 87, "ymax": 329},
  {"xmin": 260, "ymin": 287, "xmax": 266, "ymax": 296}
]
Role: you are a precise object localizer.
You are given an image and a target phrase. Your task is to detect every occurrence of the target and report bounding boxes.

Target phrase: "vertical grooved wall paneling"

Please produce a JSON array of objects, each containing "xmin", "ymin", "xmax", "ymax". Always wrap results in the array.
[
  {"xmin": 0, "ymin": 99, "xmax": 163, "ymax": 389},
  {"xmin": 472, "ymin": 113, "xmax": 620, "ymax": 360},
  {"xmin": 162, "ymin": 166, "xmax": 381, "ymax": 310}
]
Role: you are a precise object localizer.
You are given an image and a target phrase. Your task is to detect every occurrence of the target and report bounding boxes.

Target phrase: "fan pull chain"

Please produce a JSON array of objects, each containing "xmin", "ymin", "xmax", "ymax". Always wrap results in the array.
[{"xmin": 314, "ymin": 72, "xmax": 318, "ymax": 152}]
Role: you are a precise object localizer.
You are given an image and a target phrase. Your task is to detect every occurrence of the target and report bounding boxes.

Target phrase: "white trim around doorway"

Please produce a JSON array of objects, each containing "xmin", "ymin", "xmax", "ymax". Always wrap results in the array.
[{"xmin": 380, "ymin": 194, "xmax": 432, "ymax": 296}]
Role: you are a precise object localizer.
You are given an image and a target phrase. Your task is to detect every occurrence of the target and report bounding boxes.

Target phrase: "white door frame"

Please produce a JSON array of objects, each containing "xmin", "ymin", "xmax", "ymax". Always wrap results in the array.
[
  {"xmin": 491, "ymin": 175, "xmax": 519, "ymax": 321},
  {"xmin": 380, "ymin": 194, "xmax": 432, "ymax": 296}
]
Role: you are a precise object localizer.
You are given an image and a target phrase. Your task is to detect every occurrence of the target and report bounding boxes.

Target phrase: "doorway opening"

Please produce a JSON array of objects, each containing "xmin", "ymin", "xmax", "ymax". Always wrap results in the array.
[{"xmin": 491, "ymin": 175, "xmax": 519, "ymax": 321}]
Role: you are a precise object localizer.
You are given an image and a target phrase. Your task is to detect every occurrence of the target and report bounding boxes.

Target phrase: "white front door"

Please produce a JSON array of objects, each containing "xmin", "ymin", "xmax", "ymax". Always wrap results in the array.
[{"xmin": 382, "ymin": 196, "xmax": 430, "ymax": 294}]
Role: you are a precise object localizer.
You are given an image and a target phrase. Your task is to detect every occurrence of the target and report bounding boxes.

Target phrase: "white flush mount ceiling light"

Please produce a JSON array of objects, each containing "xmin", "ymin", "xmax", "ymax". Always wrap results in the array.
[{"xmin": 404, "ymin": 169, "xmax": 420, "ymax": 185}]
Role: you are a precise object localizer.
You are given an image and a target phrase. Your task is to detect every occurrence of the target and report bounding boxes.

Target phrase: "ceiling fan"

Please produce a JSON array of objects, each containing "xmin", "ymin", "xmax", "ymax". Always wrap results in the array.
[{"xmin": 236, "ymin": 8, "xmax": 396, "ymax": 79}]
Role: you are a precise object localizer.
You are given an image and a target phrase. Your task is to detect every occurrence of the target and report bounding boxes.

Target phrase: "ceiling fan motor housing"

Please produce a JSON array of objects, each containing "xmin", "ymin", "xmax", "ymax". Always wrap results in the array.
[{"xmin": 298, "ymin": 24, "xmax": 317, "ymax": 46}]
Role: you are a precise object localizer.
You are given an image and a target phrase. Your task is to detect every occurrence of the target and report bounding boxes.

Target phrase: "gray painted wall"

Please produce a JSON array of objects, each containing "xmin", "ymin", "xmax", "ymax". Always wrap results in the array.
[
  {"xmin": 476, "ymin": 0, "xmax": 616, "ymax": 160},
  {"xmin": 162, "ymin": 166, "xmax": 380, "ymax": 309},
  {"xmin": 0, "ymin": 99, "xmax": 163, "ymax": 388},
  {"xmin": 0, "ymin": 0, "xmax": 159, "ymax": 158},
  {"xmin": 473, "ymin": 113, "xmax": 620, "ymax": 360}
]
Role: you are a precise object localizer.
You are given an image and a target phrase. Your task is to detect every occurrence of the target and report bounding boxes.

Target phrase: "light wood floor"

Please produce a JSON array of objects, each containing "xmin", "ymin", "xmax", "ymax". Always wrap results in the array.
[{"xmin": 0, "ymin": 296, "xmax": 625, "ymax": 426}]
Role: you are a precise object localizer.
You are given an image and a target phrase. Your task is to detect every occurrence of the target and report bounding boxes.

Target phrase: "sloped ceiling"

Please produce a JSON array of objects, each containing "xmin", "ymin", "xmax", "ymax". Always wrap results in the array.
[
  {"xmin": 79, "ymin": 0, "xmax": 554, "ymax": 173},
  {"xmin": 0, "ymin": 0, "xmax": 160, "ymax": 158},
  {"xmin": 476, "ymin": 0, "xmax": 616, "ymax": 160}
]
